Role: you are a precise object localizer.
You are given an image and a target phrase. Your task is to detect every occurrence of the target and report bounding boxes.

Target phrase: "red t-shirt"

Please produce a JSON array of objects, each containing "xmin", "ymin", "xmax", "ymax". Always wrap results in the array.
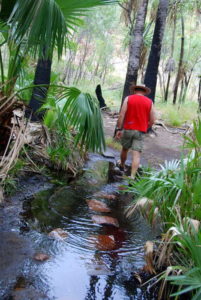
[{"xmin": 123, "ymin": 94, "xmax": 152, "ymax": 133}]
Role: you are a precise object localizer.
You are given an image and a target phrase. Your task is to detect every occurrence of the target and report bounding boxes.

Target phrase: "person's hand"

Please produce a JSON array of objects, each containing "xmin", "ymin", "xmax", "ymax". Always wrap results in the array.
[{"xmin": 115, "ymin": 130, "xmax": 123, "ymax": 140}]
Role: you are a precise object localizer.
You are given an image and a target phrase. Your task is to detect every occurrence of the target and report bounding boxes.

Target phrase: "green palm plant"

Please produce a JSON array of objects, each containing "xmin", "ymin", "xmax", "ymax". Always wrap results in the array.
[
  {"xmin": 126, "ymin": 159, "xmax": 184, "ymax": 226},
  {"xmin": 42, "ymin": 86, "xmax": 105, "ymax": 152},
  {"xmin": 167, "ymin": 228, "xmax": 201, "ymax": 300},
  {"xmin": 126, "ymin": 152, "xmax": 201, "ymax": 229},
  {"xmin": 0, "ymin": 0, "xmax": 116, "ymax": 154},
  {"xmin": 9, "ymin": 0, "xmax": 117, "ymax": 59}
]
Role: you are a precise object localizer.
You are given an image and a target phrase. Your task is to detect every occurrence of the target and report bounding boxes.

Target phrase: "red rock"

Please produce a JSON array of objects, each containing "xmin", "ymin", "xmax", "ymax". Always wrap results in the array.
[
  {"xmin": 34, "ymin": 253, "xmax": 50, "ymax": 261},
  {"xmin": 96, "ymin": 235, "xmax": 116, "ymax": 251},
  {"xmin": 89, "ymin": 235, "xmax": 116, "ymax": 251},
  {"xmin": 86, "ymin": 199, "xmax": 111, "ymax": 212},
  {"xmin": 48, "ymin": 228, "xmax": 68, "ymax": 240},
  {"xmin": 91, "ymin": 215, "xmax": 119, "ymax": 228}
]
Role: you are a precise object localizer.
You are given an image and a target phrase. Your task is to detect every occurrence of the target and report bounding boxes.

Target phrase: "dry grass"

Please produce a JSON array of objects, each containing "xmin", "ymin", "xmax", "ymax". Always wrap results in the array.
[{"xmin": 0, "ymin": 111, "xmax": 28, "ymax": 182}]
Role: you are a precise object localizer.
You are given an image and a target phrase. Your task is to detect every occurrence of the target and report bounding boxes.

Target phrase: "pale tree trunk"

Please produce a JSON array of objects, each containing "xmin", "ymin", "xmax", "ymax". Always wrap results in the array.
[
  {"xmin": 122, "ymin": 0, "xmax": 149, "ymax": 103},
  {"xmin": 144, "ymin": 0, "xmax": 169, "ymax": 102},
  {"xmin": 75, "ymin": 35, "xmax": 91, "ymax": 84},
  {"xmin": 198, "ymin": 76, "xmax": 201, "ymax": 112},
  {"xmin": 173, "ymin": 16, "xmax": 184, "ymax": 105},
  {"xmin": 164, "ymin": 13, "xmax": 176, "ymax": 102}
]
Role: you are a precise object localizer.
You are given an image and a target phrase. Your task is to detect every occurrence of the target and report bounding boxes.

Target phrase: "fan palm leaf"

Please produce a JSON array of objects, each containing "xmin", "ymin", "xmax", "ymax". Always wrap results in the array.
[
  {"xmin": 8, "ymin": 0, "xmax": 117, "ymax": 58},
  {"xmin": 43, "ymin": 86, "xmax": 106, "ymax": 152}
]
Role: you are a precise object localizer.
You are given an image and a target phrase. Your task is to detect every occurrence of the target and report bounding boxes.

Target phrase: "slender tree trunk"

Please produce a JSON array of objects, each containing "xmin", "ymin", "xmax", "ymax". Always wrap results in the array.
[
  {"xmin": 158, "ymin": 70, "xmax": 165, "ymax": 100},
  {"xmin": 181, "ymin": 71, "xmax": 193, "ymax": 103},
  {"xmin": 144, "ymin": 0, "xmax": 169, "ymax": 102},
  {"xmin": 165, "ymin": 74, "xmax": 171, "ymax": 102},
  {"xmin": 94, "ymin": 61, "xmax": 100, "ymax": 77},
  {"xmin": 122, "ymin": 0, "xmax": 149, "ymax": 103},
  {"xmin": 173, "ymin": 16, "xmax": 184, "ymax": 105},
  {"xmin": 165, "ymin": 14, "xmax": 176, "ymax": 102},
  {"xmin": 179, "ymin": 79, "xmax": 184, "ymax": 103},
  {"xmin": 28, "ymin": 56, "xmax": 52, "ymax": 121},
  {"xmin": 198, "ymin": 76, "xmax": 201, "ymax": 112},
  {"xmin": 75, "ymin": 35, "xmax": 90, "ymax": 84}
]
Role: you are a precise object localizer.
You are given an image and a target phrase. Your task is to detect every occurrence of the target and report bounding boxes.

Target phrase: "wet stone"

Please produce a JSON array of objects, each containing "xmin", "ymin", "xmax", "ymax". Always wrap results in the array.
[
  {"xmin": 33, "ymin": 253, "xmax": 50, "ymax": 262},
  {"xmin": 86, "ymin": 199, "xmax": 111, "ymax": 213},
  {"xmin": 48, "ymin": 228, "xmax": 68, "ymax": 240},
  {"xmin": 102, "ymin": 150, "xmax": 115, "ymax": 158},
  {"xmin": 91, "ymin": 215, "xmax": 119, "ymax": 228},
  {"xmin": 92, "ymin": 192, "xmax": 117, "ymax": 200},
  {"xmin": 90, "ymin": 234, "xmax": 116, "ymax": 251},
  {"xmin": 86, "ymin": 260, "xmax": 112, "ymax": 276},
  {"xmin": 10, "ymin": 286, "xmax": 48, "ymax": 300}
]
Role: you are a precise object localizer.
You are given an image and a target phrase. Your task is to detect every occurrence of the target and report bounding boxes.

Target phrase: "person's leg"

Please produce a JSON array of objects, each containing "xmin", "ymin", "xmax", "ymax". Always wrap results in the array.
[
  {"xmin": 131, "ymin": 150, "xmax": 141, "ymax": 179},
  {"xmin": 119, "ymin": 130, "xmax": 132, "ymax": 170},
  {"xmin": 120, "ymin": 147, "xmax": 129, "ymax": 168}
]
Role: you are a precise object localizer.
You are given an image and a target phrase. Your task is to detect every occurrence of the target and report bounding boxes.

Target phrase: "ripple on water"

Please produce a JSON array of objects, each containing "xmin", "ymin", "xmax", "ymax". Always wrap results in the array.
[{"xmin": 18, "ymin": 158, "xmax": 159, "ymax": 300}]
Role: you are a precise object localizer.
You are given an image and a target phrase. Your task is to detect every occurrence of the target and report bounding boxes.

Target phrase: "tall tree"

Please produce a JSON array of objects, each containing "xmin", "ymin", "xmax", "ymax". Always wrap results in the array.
[
  {"xmin": 172, "ymin": 15, "xmax": 184, "ymax": 105},
  {"xmin": 144, "ymin": 0, "xmax": 169, "ymax": 102},
  {"xmin": 198, "ymin": 75, "xmax": 201, "ymax": 112},
  {"xmin": 122, "ymin": 0, "xmax": 149, "ymax": 102},
  {"xmin": 164, "ymin": 10, "xmax": 176, "ymax": 102}
]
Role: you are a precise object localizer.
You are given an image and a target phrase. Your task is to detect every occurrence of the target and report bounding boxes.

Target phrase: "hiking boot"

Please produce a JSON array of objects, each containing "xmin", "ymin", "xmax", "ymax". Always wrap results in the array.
[{"xmin": 116, "ymin": 160, "xmax": 125, "ymax": 172}]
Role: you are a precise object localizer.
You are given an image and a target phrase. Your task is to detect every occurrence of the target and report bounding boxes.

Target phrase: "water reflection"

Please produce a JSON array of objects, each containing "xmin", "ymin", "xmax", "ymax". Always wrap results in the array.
[{"xmin": 18, "ymin": 156, "xmax": 158, "ymax": 300}]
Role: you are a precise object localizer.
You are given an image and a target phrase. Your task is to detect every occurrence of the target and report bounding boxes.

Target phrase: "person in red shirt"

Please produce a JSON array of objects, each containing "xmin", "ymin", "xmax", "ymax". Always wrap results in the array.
[{"xmin": 115, "ymin": 84, "xmax": 156, "ymax": 179}]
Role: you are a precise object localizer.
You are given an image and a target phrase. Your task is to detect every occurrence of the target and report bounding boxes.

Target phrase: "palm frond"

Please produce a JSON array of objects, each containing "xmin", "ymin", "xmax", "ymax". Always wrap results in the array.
[
  {"xmin": 8, "ymin": 0, "xmax": 117, "ymax": 58},
  {"xmin": 58, "ymin": 87, "xmax": 106, "ymax": 152},
  {"xmin": 42, "ymin": 86, "xmax": 105, "ymax": 153},
  {"xmin": 168, "ymin": 229, "xmax": 201, "ymax": 300}
]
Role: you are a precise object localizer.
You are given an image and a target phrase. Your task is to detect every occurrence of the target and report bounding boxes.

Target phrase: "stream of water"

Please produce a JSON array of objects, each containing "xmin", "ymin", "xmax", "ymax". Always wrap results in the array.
[{"xmin": 2, "ymin": 154, "xmax": 159, "ymax": 300}]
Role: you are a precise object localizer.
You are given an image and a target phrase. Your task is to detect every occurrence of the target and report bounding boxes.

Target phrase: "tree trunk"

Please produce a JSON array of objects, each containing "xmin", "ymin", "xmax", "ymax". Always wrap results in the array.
[
  {"xmin": 172, "ymin": 16, "xmax": 184, "ymax": 105},
  {"xmin": 28, "ymin": 57, "xmax": 52, "ymax": 121},
  {"xmin": 198, "ymin": 76, "xmax": 201, "ymax": 112},
  {"xmin": 165, "ymin": 73, "xmax": 171, "ymax": 102},
  {"xmin": 75, "ymin": 35, "xmax": 90, "ymax": 84},
  {"xmin": 179, "ymin": 79, "xmax": 184, "ymax": 103},
  {"xmin": 144, "ymin": 0, "xmax": 169, "ymax": 102},
  {"xmin": 95, "ymin": 84, "xmax": 107, "ymax": 108},
  {"xmin": 164, "ymin": 13, "xmax": 176, "ymax": 102},
  {"xmin": 121, "ymin": 0, "xmax": 149, "ymax": 103}
]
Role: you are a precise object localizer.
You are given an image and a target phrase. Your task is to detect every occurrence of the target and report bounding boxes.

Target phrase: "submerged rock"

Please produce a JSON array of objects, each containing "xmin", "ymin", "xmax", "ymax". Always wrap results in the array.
[
  {"xmin": 86, "ymin": 199, "xmax": 111, "ymax": 213},
  {"xmin": 91, "ymin": 215, "xmax": 119, "ymax": 228},
  {"xmin": 48, "ymin": 228, "xmax": 68, "ymax": 240},
  {"xmin": 86, "ymin": 256, "xmax": 112, "ymax": 276},
  {"xmin": 91, "ymin": 234, "xmax": 116, "ymax": 251},
  {"xmin": 102, "ymin": 150, "xmax": 115, "ymax": 158},
  {"xmin": 33, "ymin": 253, "xmax": 50, "ymax": 262},
  {"xmin": 92, "ymin": 192, "xmax": 117, "ymax": 200}
]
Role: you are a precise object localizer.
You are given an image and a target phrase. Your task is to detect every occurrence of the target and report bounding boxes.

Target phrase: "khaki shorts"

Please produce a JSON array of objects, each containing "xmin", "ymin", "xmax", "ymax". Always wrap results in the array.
[{"xmin": 121, "ymin": 130, "xmax": 144, "ymax": 152}]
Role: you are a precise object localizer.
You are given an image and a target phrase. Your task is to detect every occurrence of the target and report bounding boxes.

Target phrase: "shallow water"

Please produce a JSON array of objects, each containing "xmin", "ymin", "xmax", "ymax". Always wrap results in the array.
[{"xmin": 3, "ymin": 155, "xmax": 159, "ymax": 299}]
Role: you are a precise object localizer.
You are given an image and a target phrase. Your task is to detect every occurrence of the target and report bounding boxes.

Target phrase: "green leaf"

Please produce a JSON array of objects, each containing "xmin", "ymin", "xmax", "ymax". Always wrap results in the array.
[{"xmin": 8, "ymin": 0, "xmax": 117, "ymax": 58}]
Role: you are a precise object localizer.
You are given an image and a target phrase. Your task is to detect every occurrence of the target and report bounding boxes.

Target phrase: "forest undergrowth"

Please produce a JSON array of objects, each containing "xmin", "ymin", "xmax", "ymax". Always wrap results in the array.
[{"xmin": 125, "ymin": 118, "xmax": 201, "ymax": 299}]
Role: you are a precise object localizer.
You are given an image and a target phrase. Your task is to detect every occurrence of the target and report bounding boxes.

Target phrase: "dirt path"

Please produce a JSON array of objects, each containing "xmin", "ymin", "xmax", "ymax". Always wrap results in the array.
[{"xmin": 102, "ymin": 111, "xmax": 185, "ymax": 168}]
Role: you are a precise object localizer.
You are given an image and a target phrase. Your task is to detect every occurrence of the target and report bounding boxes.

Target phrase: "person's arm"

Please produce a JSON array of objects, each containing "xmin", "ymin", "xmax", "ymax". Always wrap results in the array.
[
  {"xmin": 115, "ymin": 97, "xmax": 128, "ymax": 139},
  {"xmin": 148, "ymin": 103, "xmax": 156, "ymax": 127}
]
